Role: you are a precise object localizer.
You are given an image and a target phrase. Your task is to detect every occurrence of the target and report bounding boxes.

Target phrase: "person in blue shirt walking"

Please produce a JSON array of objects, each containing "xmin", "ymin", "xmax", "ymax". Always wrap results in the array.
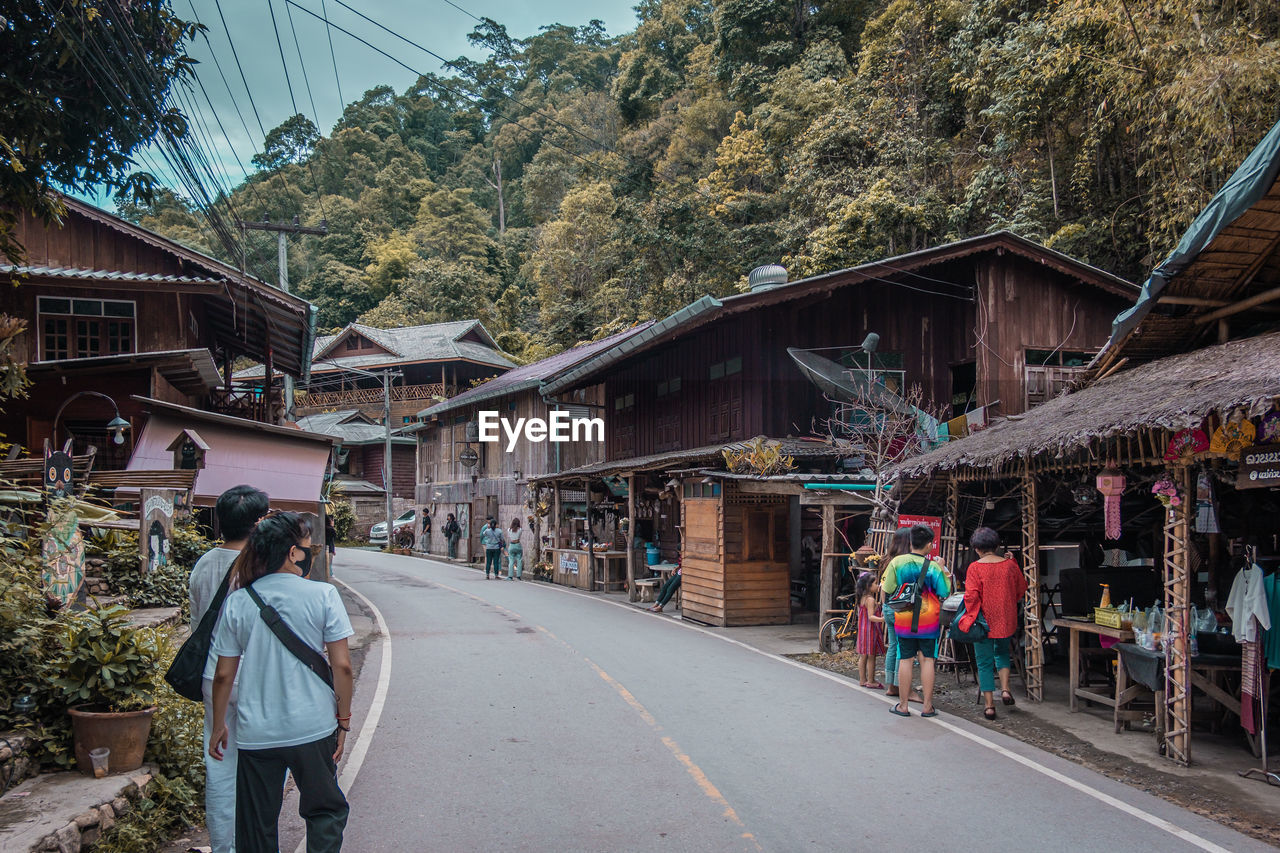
[{"xmin": 480, "ymin": 518, "xmax": 505, "ymax": 578}]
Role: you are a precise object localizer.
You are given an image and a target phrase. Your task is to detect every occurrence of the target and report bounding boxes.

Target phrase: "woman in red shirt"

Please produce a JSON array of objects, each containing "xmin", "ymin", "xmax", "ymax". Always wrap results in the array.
[{"xmin": 960, "ymin": 527, "xmax": 1027, "ymax": 720}]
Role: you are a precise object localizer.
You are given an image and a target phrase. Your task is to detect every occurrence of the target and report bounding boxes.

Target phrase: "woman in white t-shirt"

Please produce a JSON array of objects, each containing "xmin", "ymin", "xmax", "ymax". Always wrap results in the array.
[{"xmin": 209, "ymin": 512, "xmax": 355, "ymax": 853}]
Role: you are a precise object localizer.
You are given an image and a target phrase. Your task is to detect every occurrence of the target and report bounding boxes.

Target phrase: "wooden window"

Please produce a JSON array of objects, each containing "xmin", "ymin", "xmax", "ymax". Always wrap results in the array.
[
  {"xmin": 38, "ymin": 297, "xmax": 135, "ymax": 359},
  {"xmin": 1025, "ymin": 349, "xmax": 1092, "ymax": 407},
  {"xmin": 43, "ymin": 317, "xmax": 69, "ymax": 360}
]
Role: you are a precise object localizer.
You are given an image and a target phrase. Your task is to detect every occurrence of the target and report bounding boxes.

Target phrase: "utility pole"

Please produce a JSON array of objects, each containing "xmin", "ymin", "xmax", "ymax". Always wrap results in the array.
[
  {"xmin": 239, "ymin": 216, "xmax": 328, "ymax": 423},
  {"xmin": 383, "ymin": 369, "xmax": 394, "ymax": 552}
]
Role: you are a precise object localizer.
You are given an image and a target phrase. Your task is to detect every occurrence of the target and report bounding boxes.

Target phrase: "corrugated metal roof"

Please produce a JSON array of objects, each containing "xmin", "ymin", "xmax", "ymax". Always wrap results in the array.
[
  {"xmin": 295, "ymin": 410, "xmax": 415, "ymax": 446},
  {"xmin": 235, "ymin": 319, "xmax": 515, "ymax": 379},
  {"xmin": 1, "ymin": 264, "xmax": 229, "ymax": 286},
  {"xmin": 418, "ymin": 322, "xmax": 656, "ymax": 418}
]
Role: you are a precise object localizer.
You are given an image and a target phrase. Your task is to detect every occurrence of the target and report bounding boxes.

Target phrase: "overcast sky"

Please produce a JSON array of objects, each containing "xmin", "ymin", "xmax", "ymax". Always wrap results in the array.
[{"xmin": 81, "ymin": 0, "xmax": 642, "ymax": 208}]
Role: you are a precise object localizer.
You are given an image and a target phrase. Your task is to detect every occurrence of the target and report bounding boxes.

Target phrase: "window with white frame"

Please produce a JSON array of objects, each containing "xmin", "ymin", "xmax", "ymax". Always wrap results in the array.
[{"xmin": 38, "ymin": 297, "xmax": 136, "ymax": 360}]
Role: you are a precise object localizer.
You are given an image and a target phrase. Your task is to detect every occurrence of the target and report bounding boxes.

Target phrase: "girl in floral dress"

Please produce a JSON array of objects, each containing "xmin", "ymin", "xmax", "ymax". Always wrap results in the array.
[{"xmin": 855, "ymin": 571, "xmax": 887, "ymax": 688}]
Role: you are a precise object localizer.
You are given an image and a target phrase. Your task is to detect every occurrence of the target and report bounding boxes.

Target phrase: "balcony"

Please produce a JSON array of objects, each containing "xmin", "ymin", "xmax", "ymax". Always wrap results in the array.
[
  {"xmin": 294, "ymin": 383, "xmax": 459, "ymax": 412},
  {"xmin": 208, "ymin": 386, "xmax": 283, "ymax": 423}
]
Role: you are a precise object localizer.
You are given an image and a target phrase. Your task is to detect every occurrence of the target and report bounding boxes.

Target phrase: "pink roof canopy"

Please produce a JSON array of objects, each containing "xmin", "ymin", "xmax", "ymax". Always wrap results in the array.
[{"xmin": 127, "ymin": 399, "xmax": 334, "ymax": 512}]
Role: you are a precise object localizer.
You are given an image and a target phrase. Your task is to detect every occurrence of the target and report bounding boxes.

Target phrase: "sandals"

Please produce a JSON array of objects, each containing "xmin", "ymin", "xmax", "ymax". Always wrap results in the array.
[
  {"xmin": 983, "ymin": 707, "xmax": 997, "ymax": 721},
  {"xmin": 889, "ymin": 706, "xmax": 911, "ymax": 717},
  {"xmin": 866, "ymin": 681, "xmax": 885, "ymax": 690},
  {"xmin": 920, "ymin": 709, "xmax": 938, "ymax": 718},
  {"xmin": 1001, "ymin": 690, "xmax": 1016, "ymax": 706}
]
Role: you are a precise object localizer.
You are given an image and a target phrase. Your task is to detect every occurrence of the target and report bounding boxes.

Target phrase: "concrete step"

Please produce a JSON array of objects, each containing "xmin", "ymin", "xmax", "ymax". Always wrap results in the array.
[{"xmin": 0, "ymin": 765, "xmax": 155, "ymax": 852}]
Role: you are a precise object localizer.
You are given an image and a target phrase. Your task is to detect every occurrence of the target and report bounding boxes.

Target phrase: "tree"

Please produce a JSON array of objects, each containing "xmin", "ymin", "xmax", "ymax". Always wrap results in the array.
[
  {"xmin": 0, "ymin": 0, "xmax": 198, "ymax": 261},
  {"xmin": 252, "ymin": 114, "xmax": 321, "ymax": 171}
]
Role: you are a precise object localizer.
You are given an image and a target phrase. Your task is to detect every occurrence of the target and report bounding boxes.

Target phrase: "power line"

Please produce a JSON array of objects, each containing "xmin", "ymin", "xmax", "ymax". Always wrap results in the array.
[
  {"xmin": 266, "ymin": 0, "xmax": 301, "ymax": 116},
  {"xmin": 319, "ymin": 0, "xmax": 346, "ymax": 110},
  {"xmin": 283, "ymin": 0, "xmax": 331, "ymax": 220},
  {"xmin": 211, "ymin": 0, "xmax": 269, "ymax": 140}
]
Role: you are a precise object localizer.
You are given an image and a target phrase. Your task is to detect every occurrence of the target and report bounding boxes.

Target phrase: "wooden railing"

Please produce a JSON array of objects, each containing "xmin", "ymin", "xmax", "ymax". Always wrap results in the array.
[
  {"xmin": 295, "ymin": 383, "xmax": 456, "ymax": 409},
  {"xmin": 208, "ymin": 387, "xmax": 282, "ymax": 423}
]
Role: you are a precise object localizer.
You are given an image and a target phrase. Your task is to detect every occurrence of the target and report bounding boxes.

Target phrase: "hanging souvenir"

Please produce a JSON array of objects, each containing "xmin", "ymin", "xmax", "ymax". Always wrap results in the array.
[
  {"xmin": 1095, "ymin": 466, "xmax": 1126, "ymax": 541},
  {"xmin": 1164, "ymin": 428, "xmax": 1209, "ymax": 462},
  {"xmin": 1193, "ymin": 468, "xmax": 1220, "ymax": 534},
  {"xmin": 1259, "ymin": 402, "xmax": 1280, "ymax": 444},
  {"xmin": 1209, "ymin": 407, "xmax": 1256, "ymax": 460}
]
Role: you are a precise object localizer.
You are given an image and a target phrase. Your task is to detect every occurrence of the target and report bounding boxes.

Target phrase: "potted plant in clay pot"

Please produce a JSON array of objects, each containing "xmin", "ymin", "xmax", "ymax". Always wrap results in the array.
[{"xmin": 51, "ymin": 604, "xmax": 164, "ymax": 776}]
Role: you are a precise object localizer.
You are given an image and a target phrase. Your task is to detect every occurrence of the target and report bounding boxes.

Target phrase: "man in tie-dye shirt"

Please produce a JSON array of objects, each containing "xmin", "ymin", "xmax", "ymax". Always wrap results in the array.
[{"xmin": 881, "ymin": 525, "xmax": 952, "ymax": 718}]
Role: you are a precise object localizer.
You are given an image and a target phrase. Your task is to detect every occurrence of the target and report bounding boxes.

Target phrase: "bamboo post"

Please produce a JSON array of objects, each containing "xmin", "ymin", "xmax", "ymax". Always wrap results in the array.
[
  {"xmin": 820, "ymin": 503, "xmax": 836, "ymax": 618},
  {"xmin": 586, "ymin": 478, "xmax": 596, "ymax": 590},
  {"xmin": 626, "ymin": 473, "xmax": 637, "ymax": 601},
  {"xmin": 552, "ymin": 482, "xmax": 561, "ymax": 549},
  {"xmin": 1163, "ymin": 464, "xmax": 1194, "ymax": 765},
  {"xmin": 942, "ymin": 477, "xmax": 960, "ymax": 571},
  {"xmin": 1021, "ymin": 465, "xmax": 1043, "ymax": 702}
]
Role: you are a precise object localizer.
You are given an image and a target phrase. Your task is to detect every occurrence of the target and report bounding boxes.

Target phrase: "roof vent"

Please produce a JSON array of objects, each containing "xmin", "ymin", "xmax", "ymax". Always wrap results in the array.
[{"xmin": 748, "ymin": 264, "xmax": 788, "ymax": 291}]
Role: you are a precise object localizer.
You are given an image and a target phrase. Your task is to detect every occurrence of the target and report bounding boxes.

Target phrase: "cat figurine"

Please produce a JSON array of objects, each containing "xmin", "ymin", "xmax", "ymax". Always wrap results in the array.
[{"xmin": 43, "ymin": 438, "xmax": 74, "ymax": 499}]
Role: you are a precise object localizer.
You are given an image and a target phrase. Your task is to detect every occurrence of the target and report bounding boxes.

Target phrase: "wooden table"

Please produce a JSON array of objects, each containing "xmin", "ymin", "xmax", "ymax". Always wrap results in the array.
[
  {"xmin": 549, "ymin": 549, "xmax": 628, "ymax": 589},
  {"xmin": 1058, "ymin": 617, "xmax": 1134, "ymax": 712}
]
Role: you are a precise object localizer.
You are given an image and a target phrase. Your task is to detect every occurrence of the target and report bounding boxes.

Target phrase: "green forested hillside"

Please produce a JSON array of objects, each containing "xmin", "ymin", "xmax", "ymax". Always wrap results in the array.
[{"xmin": 121, "ymin": 0, "xmax": 1280, "ymax": 361}]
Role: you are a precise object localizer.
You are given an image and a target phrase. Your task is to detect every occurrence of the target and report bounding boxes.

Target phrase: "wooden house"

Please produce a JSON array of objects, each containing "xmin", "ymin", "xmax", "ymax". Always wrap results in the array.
[
  {"xmin": 536, "ymin": 232, "xmax": 1138, "ymax": 626},
  {"xmin": 411, "ymin": 324, "xmax": 654, "ymax": 572},
  {"xmin": 896, "ymin": 120, "xmax": 1280, "ymax": 766},
  {"xmin": 296, "ymin": 409, "xmax": 417, "ymax": 535},
  {"xmin": 238, "ymin": 320, "xmax": 514, "ymax": 426},
  {"xmin": 0, "ymin": 194, "xmax": 344, "ymax": 565}
]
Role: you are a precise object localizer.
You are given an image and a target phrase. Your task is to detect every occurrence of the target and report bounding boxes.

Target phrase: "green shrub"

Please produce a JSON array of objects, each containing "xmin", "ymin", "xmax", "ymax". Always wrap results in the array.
[
  {"xmin": 86, "ymin": 773, "xmax": 203, "ymax": 853},
  {"xmin": 98, "ymin": 521, "xmax": 217, "ymax": 614},
  {"xmin": 50, "ymin": 605, "xmax": 165, "ymax": 711},
  {"xmin": 331, "ymin": 498, "xmax": 356, "ymax": 541}
]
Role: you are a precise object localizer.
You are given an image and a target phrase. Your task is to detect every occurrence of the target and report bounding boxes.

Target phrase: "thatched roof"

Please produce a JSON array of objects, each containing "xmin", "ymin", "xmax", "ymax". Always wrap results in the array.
[{"xmin": 898, "ymin": 330, "xmax": 1280, "ymax": 477}]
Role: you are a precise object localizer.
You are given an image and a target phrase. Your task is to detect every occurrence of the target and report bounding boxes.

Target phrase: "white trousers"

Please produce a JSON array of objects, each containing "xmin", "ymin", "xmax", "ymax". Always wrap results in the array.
[{"xmin": 202, "ymin": 677, "xmax": 239, "ymax": 853}]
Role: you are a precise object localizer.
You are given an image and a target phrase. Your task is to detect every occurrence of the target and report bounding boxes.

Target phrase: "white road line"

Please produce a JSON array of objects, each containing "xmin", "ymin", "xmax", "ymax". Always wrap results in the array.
[
  {"xmin": 292, "ymin": 575, "xmax": 393, "ymax": 853},
  {"xmin": 411, "ymin": 561, "xmax": 1235, "ymax": 853}
]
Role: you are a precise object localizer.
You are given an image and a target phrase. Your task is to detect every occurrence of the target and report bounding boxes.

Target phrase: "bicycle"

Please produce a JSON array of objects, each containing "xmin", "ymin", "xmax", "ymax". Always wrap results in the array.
[{"xmin": 818, "ymin": 593, "xmax": 859, "ymax": 653}]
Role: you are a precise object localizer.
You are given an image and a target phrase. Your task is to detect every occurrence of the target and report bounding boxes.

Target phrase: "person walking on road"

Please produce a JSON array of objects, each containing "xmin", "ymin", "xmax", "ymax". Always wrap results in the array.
[
  {"xmin": 209, "ymin": 512, "xmax": 355, "ymax": 853},
  {"xmin": 189, "ymin": 484, "xmax": 269, "ymax": 853},
  {"xmin": 481, "ymin": 517, "xmax": 505, "ymax": 578},
  {"xmin": 961, "ymin": 527, "xmax": 1028, "ymax": 720},
  {"xmin": 444, "ymin": 513, "xmax": 461, "ymax": 559},
  {"xmin": 506, "ymin": 518, "xmax": 524, "ymax": 580},
  {"xmin": 881, "ymin": 524, "xmax": 952, "ymax": 718}
]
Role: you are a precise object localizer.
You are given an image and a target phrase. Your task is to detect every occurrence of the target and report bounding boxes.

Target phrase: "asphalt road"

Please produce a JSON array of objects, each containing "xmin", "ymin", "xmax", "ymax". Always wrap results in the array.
[{"xmin": 277, "ymin": 549, "xmax": 1273, "ymax": 853}]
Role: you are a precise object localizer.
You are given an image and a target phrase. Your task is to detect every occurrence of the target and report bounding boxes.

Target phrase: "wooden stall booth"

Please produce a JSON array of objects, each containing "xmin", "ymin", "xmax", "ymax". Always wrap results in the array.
[{"xmin": 898, "ymin": 332, "xmax": 1280, "ymax": 765}]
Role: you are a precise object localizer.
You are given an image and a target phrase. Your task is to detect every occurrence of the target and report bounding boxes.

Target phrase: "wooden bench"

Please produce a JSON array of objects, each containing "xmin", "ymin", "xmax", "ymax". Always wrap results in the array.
[{"xmin": 634, "ymin": 578, "xmax": 660, "ymax": 603}]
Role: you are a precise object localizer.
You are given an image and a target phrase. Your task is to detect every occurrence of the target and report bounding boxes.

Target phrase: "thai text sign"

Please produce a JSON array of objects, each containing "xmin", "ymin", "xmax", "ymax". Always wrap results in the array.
[
  {"xmin": 895, "ymin": 513, "xmax": 943, "ymax": 559},
  {"xmin": 1238, "ymin": 444, "xmax": 1280, "ymax": 490}
]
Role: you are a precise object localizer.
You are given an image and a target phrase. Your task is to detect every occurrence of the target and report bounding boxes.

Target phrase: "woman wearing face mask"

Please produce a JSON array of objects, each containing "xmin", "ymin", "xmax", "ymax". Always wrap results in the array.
[{"xmin": 209, "ymin": 512, "xmax": 355, "ymax": 853}]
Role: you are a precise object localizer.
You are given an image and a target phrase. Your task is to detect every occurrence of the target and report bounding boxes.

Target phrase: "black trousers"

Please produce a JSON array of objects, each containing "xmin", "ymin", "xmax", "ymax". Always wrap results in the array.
[{"xmin": 236, "ymin": 731, "xmax": 348, "ymax": 853}]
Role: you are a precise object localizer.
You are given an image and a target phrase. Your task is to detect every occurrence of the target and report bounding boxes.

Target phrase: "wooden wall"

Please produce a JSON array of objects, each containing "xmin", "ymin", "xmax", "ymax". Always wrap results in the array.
[
  {"xmin": 354, "ymin": 444, "xmax": 416, "ymax": 500},
  {"xmin": 600, "ymin": 253, "xmax": 1132, "ymax": 461},
  {"xmin": 681, "ymin": 489, "xmax": 791, "ymax": 627},
  {"xmin": 417, "ymin": 385, "xmax": 607, "ymax": 487}
]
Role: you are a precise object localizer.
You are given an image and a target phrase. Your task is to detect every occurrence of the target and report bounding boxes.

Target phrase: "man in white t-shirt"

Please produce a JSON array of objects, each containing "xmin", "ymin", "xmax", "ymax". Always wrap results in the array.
[
  {"xmin": 210, "ymin": 514, "xmax": 354, "ymax": 853},
  {"xmin": 189, "ymin": 485, "xmax": 269, "ymax": 853}
]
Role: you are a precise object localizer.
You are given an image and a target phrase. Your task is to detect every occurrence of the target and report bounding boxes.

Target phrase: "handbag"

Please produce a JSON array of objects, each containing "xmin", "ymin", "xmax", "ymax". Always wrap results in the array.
[
  {"xmin": 939, "ymin": 592, "xmax": 965, "ymax": 630},
  {"xmin": 245, "ymin": 585, "xmax": 334, "ymax": 691},
  {"xmin": 949, "ymin": 598, "xmax": 990, "ymax": 643},
  {"xmin": 886, "ymin": 557, "xmax": 932, "ymax": 612},
  {"xmin": 164, "ymin": 566, "xmax": 234, "ymax": 702}
]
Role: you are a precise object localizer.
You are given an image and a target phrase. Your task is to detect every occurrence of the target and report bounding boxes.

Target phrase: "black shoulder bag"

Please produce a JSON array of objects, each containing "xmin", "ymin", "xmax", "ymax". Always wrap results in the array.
[
  {"xmin": 886, "ymin": 557, "xmax": 933, "ymax": 634},
  {"xmin": 245, "ymin": 585, "xmax": 335, "ymax": 691},
  {"xmin": 164, "ymin": 567, "xmax": 234, "ymax": 702}
]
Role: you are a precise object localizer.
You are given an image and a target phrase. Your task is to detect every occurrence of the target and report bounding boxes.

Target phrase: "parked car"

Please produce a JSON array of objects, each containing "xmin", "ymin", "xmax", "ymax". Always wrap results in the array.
[{"xmin": 370, "ymin": 509, "xmax": 416, "ymax": 546}]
